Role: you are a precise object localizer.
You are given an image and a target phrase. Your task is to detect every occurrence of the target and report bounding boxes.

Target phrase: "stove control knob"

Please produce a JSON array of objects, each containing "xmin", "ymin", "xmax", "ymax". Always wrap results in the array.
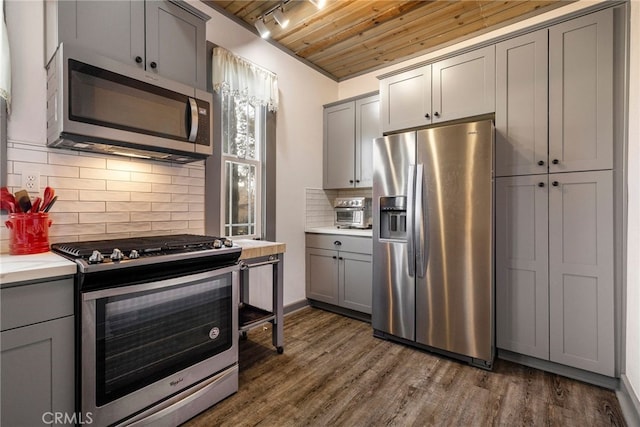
[
  {"xmin": 89, "ymin": 250, "xmax": 104, "ymax": 264},
  {"xmin": 224, "ymin": 239, "xmax": 233, "ymax": 247},
  {"xmin": 110, "ymin": 248, "xmax": 124, "ymax": 261},
  {"xmin": 129, "ymin": 249, "xmax": 140, "ymax": 259},
  {"xmin": 213, "ymin": 239, "xmax": 223, "ymax": 249}
]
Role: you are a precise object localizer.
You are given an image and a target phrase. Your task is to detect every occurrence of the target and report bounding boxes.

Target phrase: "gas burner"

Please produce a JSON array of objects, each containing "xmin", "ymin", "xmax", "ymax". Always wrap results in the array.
[{"xmin": 51, "ymin": 234, "xmax": 241, "ymax": 274}]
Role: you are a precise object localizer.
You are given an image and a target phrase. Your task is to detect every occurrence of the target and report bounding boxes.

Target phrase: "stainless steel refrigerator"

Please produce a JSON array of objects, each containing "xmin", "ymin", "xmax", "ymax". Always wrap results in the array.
[{"xmin": 372, "ymin": 119, "xmax": 494, "ymax": 369}]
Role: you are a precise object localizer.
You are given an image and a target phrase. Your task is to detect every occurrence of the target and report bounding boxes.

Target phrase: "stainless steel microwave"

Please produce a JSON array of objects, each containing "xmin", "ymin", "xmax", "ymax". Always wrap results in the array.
[{"xmin": 46, "ymin": 43, "xmax": 212, "ymax": 163}]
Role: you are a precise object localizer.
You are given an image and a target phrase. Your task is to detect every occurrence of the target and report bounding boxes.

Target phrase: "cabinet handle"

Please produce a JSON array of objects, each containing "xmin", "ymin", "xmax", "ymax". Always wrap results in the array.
[
  {"xmin": 434, "ymin": 112, "xmax": 440, "ymax": 118},
  {"xmin": 135, "ymin": 56, "xmax": 143, "ymax": 64},
  {"xmin": 349, "ymin": 180, "xmax": 354, "ymax": 184},
  {"xmin": 338, "ymin": 257, "xmax": 343, "ymax": 260},
  {"xmin": 332, "ymin": 256, "xmax": 337, "ymax": 259},
  {"xmin": 150, "ymin": 61, "xmax": 157, "ymax": 69},
  {"xmin": 552, "ymin": 159, "xmax": 559, "ymax": 165},
  {"xmin": 334, "ymin": 241, "xmax": 342, "ymax": 246},
  {"xmin": 538, "ymin": 182, "xmax": 545, "ymax": 187},
  {"xmin": 425, "ymin": 113, "xmax": 430, "ymax": 119},
  {"xmin": 538, "ymin": 160, "xmax": 545, "ymax": 166},
  {"xmin": 356, "ymin": 179, "xmax": 360, "ymax": 183},
  {"xmin": 552, "ymin": 181, "xmax": 559, "ymax": 187}
]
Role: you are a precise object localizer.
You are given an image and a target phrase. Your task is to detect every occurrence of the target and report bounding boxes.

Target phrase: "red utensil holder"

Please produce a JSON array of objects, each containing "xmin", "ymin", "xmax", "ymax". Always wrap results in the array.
[{"xmin": 5, "ymin": 213, "xmax": 53, "ymax": 255}]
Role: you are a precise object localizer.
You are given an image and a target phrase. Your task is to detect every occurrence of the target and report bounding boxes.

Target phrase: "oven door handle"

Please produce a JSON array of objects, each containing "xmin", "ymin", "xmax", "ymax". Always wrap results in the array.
[{"xmin": 82, "ymin": 264, "xmax": 240, "ymax": 301}]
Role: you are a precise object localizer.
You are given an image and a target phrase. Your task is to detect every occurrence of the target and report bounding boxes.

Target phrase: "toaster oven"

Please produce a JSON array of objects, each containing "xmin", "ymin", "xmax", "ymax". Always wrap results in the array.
[{"xmin": 334, "ymin": 197, "xmax": 372, "ymax": 229}]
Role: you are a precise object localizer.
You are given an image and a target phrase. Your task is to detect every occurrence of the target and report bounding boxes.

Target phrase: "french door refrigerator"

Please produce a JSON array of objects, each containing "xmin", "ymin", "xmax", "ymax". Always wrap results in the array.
[{"xmin": 372, "ymin": 119, "xmax": 494, "ymax": 369}]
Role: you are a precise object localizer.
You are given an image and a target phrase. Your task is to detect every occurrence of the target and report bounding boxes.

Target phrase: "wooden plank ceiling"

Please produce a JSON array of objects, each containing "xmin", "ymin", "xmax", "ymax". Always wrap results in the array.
[{"xmin": 204, "ymin": 0, "xmax": 568, "ymax": 81}]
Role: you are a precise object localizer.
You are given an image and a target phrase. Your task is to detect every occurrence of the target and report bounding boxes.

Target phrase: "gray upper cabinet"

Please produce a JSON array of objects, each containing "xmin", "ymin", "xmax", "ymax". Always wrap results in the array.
[
  {"xmin": 324, "ymin": 94, "xmax": 380, "ymax": 189},
  {"xmin": 496, "ymin": 175, "xmax": 549, "ymax": 360},
  {"xmin": 380, "ymin": 65, "xmax": 432, "ymax": 133},
  {"xmin": 495, "ymin": 30, "xmax": 548, "ymax": 177},
  {"xmin": 548, "ymin": 170, "xmax": 614, "ymax": 376},
  {"xmin": 380, "ymin": 46, "xmax": 495, "ymax": 133},
  {"xmin": 46, "ymin": 0, "xmax": 208, "ymax": 90},
  {"xmin": 548, "ymin": 9, "xmax": 613, "ymax": 173},
  {"xmin": 431, "ymin": 45, "xmax": 495, "ymax": 124}
]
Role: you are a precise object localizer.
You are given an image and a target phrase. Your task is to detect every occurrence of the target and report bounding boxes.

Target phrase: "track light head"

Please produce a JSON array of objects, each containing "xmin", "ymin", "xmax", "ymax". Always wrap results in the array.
[
  {"xmin": 309, "ymin": 0, "xmax": 326, "ymax": 9},
  {"xmin": 273, "ymin": 9, "xmax": 289, "ymax": 29},
  {"xmin": 254, "ymin": 18, "xmax": 270, "ymax": 38}
]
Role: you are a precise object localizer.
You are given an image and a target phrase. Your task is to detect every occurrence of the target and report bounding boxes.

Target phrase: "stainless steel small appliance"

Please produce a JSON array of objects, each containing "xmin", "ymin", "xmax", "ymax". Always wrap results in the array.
[
  {"xmin": 334, "ymin": 197, "xmax": 372, "ymax": 229},
  {"xmin": 51, "ymin": 234, "xmax": 241, "ymax": 427},
  {"xmin": 46, "ymin": 43, "xmax": 212, "ymax": 163}
]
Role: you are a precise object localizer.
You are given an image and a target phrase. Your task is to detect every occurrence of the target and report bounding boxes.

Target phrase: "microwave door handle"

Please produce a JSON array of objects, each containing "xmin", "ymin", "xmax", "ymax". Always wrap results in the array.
[{"xmin": 188, "ymin": 98, "xmax": 199, "ymax": 142}]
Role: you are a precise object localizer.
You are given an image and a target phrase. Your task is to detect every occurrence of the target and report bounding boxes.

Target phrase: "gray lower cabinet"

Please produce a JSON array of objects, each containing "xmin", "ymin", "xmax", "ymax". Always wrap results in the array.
[
  {"xmin": 496, "ymin": 171, "xmax": 614, "ymax": 376},
  {"xmin": 1, "ymin": 278, "xmax": 75, "ymax": 427},
  {"xmin": 45, "ymin": 0, "xmax": 208, "ymax": 90},
  {"xmin": 305, "ymin": 234, "xmax": 372, "ymax": 314},
  {"xmin": 323, "ymin": 93, "xmax": 380, "ymax": 189}
]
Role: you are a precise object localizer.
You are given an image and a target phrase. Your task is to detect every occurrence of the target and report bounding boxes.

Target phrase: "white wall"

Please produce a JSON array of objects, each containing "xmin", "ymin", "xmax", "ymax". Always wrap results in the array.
[
  {"xmin": 625, "ymin": 0, "xmax": 640, "ymax": 405},
  {"xmin": 189, "ymin": 1, "xmax": 339, "ymax": 306}
]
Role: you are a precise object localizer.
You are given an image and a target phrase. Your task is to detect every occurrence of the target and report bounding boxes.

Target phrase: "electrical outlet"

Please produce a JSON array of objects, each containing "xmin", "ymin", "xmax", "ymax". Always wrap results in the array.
[{"xmin": 22, "ymin": 171, "xmax": 40, "ymax": 193}]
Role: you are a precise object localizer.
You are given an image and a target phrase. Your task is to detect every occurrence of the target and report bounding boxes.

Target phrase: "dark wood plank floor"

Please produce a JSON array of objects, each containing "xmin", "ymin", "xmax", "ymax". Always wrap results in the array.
[{"xmin": 185, "ymin": 307, "xmax": 625, "ymax": 427}]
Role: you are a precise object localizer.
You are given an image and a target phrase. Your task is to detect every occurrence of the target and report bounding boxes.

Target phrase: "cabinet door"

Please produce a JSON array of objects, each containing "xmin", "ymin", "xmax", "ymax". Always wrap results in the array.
[
  {"xmin": 1, "ymin": 316, "xmax": 75, "ymax": 427},
  {"xmin": 548, "ymin": 170, "xmax": 614, "ymax": 376},
  {"xmin": 306, "ymin": 248, "xmax": 339, "ymax": 305},
  {"xmin": 146, "ymin": 0, "xmax": 207, "ymax": 89},
  {"xmin": 495, "ymin": 175, "xmax": 549, "ymax": 359},
  {"xmin": 324, "ymin": 102, "xmax": 356, "ymax": 189},
  {"xmin": 549, "ymin": 9, "xmax": 613, "ymax": 173},
  {"xmin": 57, "ymin": 0, "xmax": 145, "ymax": 68},
  {"xmin": 380, "ymin": 65, "xmax": 431, "ymax": 133},
  {"xmin": 340, "ymin": 252, "xmax": 372, "ymax": 314},
  {"xmin": 355, "ymin": 95, "xmax": 380, "ymax": 188},
  {"xmin": 496, "ymin": 30, "xmax": 548, "ymax": 177},
  {"xmin": 432, "ymin": 45, "xmax": 495, "ymax": 123}
]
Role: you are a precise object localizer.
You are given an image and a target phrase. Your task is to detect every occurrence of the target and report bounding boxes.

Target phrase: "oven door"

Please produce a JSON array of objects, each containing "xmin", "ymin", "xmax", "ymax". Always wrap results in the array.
[
  {"xmin": 335, "ymin": 208, "xmax": 363, "ymax": 227},
  {"xmin": 81, "ymin": 264, "xmax": 238, "ymax": 427}
]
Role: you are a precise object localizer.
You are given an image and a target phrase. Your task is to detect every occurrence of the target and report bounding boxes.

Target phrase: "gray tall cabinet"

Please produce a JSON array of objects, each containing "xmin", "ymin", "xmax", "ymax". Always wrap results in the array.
[
  {"xmin": 45, "ymin": 0, "xmax": 209, "ymax": 90},
  {"xmin": 495, "ymin": 9, "xmax": 615, "ymax": 377}
]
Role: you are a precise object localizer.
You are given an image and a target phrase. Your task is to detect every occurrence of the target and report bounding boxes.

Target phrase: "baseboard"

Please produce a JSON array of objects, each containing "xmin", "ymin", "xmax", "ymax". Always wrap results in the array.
[
  {"xmin": 307, "ymin": 299, "xmax": 371, "ymax": 323},
  {"xmin": 284, "ymin": 299, "xmax": 309, "ymax": 315},
  {"xmin": 617, "ymin": 375, "xmax": 640, "ymax": 427},
  {"xmin": 497, "ymin": 349, "xmax": 619, "ymax": 390}
]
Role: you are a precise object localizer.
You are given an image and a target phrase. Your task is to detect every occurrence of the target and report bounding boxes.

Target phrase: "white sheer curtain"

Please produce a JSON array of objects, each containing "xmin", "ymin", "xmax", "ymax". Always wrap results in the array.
[
  {"xmin": 212, "ymin": 47, "xmax": 278, "ymax": 112},
  {"xmin": 0, "ymin": 0, "xmax": 10, "ymax": 113}
]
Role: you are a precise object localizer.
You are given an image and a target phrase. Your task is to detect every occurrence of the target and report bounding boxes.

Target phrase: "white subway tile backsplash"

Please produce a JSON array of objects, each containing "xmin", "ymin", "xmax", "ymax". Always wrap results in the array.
[
  {"xmin": 80, "ymin": 190, "xmax": 130, "ymax": 202},
  {"xmin": 79, "ymin": 212, "xmax": 130, "ymax": 223},
  {"xmin": 106, "ymin": 201, "xmax": 152, "ymax": 212},
  {"xmin": 107, "ymin": 181, "xmax": 152, "ymax": 192},
  {"xmin": 2, "ymin": 145, "xmax": 206, "ymax": 253}
]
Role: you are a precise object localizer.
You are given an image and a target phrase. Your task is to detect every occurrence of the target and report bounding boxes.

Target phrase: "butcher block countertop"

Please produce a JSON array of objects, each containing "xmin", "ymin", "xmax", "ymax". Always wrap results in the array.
[{"xmin": 234, "ymin": 239, "xmax": 286, "ymax": 260}]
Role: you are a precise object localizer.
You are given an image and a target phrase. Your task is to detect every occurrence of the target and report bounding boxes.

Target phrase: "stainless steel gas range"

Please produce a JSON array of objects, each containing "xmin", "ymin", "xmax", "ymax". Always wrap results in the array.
[{"xmin": 51, "ymin": 234, "xmax": 242, "ymax": 427}]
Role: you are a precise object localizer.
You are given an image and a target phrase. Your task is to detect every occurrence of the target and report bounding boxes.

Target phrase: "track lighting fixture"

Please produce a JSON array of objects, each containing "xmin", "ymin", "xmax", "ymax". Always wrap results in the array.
[
  {"xmin": 309, "ymin": 0, "xmax": 326, "ymax": 9},
  {"xmin": 254, "ymin": 18, "xmax": 270, "ymax": 38},
  {"xmin": 273, "ymin": 8, "xmax": 290, "ymax": 29}
]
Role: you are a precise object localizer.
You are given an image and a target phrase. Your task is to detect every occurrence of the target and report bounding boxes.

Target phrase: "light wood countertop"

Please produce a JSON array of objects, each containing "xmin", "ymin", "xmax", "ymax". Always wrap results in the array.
[{"xmin": 234, "ymin": 239, "xmax": 286, "ymax": 260}]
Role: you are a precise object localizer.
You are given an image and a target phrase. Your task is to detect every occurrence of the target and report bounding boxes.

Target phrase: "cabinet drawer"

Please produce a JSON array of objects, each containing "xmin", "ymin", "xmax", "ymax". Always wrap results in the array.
[
  {"xmin": 1, "ymin": 278, "xmax": 74, "ymax": 331},
  {"xmin": 306, "ymin": 233, "xmax": 372, "ymax": 254}
]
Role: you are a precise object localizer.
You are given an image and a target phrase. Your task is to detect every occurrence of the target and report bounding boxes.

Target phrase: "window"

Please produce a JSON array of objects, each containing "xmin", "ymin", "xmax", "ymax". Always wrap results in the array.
[{"xmin": 220, "ymin": 92, "xmax": 265, "ymax": 238}]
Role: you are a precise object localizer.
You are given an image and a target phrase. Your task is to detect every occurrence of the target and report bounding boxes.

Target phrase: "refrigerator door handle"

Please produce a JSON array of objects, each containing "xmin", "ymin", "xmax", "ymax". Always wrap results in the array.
[
  {"xmin": 415, "ymin": 164, "xmax": 427, "ymax": 278},
  {"xmin": 407, "ymin": 164, "xmax": 416, "ymax": 277}
]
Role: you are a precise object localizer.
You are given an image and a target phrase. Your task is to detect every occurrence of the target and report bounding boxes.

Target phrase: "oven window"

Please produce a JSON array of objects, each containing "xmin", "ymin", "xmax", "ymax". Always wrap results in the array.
[
  {"xmin": 95, "ymin": 273, "xmax": 232, "ymax": 406},
  {"xmin": 336, "ymin": 211, "xmax": 355, "ymax": 222}
]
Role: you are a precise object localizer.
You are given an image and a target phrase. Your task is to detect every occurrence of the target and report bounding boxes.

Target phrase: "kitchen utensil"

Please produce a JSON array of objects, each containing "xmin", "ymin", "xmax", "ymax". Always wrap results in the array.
[
  {"xmin": 30, "ymin": 197, "xmax": 42, "ymax": 213},
  {"xmin": 43, "ymin": 195, "xmax": 58, "ymax": 212},
  {"xmin": 42, "ymin": 186, "xmax": 55, "ymax": 210},
  {"xmin": 1, "ymin": 199, "xmax": 16, "ymax": 213},
  {"xmin": 5, "ymin": 212, "xmax": 52, "ymax": 255},
  {"xmin": 14, "ymin": 190, "xmax": 32, "ymax": 213}
]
